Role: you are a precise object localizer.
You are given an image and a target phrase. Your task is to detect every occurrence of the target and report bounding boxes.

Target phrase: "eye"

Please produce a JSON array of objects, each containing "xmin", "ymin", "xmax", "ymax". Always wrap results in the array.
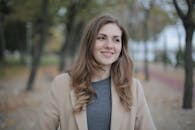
[
  {"xmin": 113, "ymin": 38, "xmax": 121, "ymax": 43},
  {"xmin": 97, "ymin": 35, "xmax": 106, "ymax": 41}
]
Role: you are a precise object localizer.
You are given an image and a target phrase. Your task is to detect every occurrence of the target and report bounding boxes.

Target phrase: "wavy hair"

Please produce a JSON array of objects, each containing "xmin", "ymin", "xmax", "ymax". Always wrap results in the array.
[{"xmin": 69, "ymin": 14, "xmax": 134, "ymax": 114}]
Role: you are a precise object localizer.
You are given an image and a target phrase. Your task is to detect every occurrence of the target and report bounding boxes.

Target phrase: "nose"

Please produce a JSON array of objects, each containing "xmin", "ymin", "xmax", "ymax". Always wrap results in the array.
[{"xmin": 105, "ymin": 38, "xmax": 114, "ymax": 49}]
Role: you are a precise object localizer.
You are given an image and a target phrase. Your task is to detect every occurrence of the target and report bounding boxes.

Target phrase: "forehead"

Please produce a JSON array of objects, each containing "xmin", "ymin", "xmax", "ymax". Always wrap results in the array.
[{"xmin": 98, "ymin": 23, "xmax": 122, "ymax": 36}]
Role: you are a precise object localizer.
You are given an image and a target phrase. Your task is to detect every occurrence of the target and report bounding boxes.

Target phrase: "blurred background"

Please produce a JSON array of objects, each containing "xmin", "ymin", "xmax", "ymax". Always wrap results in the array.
[{"xmin": 0, "ymin": 0, "xmax": 194, "ymax": 130}]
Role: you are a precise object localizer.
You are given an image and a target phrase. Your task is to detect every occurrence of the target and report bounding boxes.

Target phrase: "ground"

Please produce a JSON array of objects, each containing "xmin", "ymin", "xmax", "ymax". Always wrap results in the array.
[{"xmin": 0, "ymin": 62, "xmax": 195, "ymax": 130}]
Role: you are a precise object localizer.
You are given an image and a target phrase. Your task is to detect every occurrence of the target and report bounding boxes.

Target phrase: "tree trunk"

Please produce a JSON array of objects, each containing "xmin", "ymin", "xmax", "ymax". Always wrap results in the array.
[
  {"xmin": 59, "ymin": 31, "xmax": 72, "ymax": 72},
  {"xmin": 173, "ymin": 0, "xmax": 194, "ymax": 109},
  {"xmin": 144, "ymin": 39, "xmax": 149, "ymax": 81},
  {"xmin": 182, "ymin": 26, "xmax": 194, "ymax": 109},
  {"xmin": 58, "ymin": 1, "xmax": 89, "ymax": 72},
  {"xmin": 70, "ymin": 21, "xmax": 84, "ymax": 57},
  {"xmin": 19, "ymin": 50, "xmax": 25, "ymax": 65},
  {"xmin": 142, "ymin": 1, "xmax": 154, "ymax": 81},
  {"xmin": 58, "ymin": 3, "xmax": 76, "ymax": 72},
  {"xmin": 26, "ymin": 0, "xmax": 48, "ymax": 90},
  {"xmin": 143, "ymin": 10, "xmax": 150, "ymax": 81},
  {"xmin": 175, "ymin": 24, "xmax": 183, "ymax": 67},
  {"xmin": 163, "ymin": 33, "xmax": 167, "ymax": 69},
  {"xmin": 176, "ymin": 24, "xmax": 182, "ymax": 51},
  {"xmin": 0, "ymin": 13, "xmax": 6, "ymax": 63}
]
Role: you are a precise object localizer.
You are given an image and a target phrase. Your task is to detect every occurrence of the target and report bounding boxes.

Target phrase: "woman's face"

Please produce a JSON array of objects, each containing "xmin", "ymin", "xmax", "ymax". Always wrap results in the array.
[{"xmin": 93, "ymin": 23, "xmax": 122, "ymax": 68}]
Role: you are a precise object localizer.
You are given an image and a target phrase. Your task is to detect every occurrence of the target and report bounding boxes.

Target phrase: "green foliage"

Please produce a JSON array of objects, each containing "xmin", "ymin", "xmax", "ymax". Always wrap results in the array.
[
  {"xmin": 40, "ymin": 54, "xmax": 58, "ymax": 65},
  {"xmin": 154, "ymin": 51, "xmax": 172, "ymax": 65},
  {"xmin": 0, "ymin": 0, "xmax": 13, "ymax": 15},
  {"xmin": 0, "ymin": 64, "xmax": 27, "ymax": 79},
  {"xmin": 148, "ymin": 5, "xmax": 174, "ymax": 40},
  {"xmin": 7, "ymin": 0, "xmax": 59, "ymax": 26},
  {"xmin": 175, "ymin": 49, "xmax": 184, "ymax": 67},
  {"xmin": 128, "ymin": 3, "xmax": 174, "ymax": 42},
  {"xmin": 0, "ymin": 54, "xmax": 57, "ymax": 78},
  {"xmin": 0, "ymin": 55, "xmax": 27, "ymax": 79},
  {"xmin": 175, "ymin": 50, "xmax": 195, "ymax": 68},
  {"xmin": 8, "ymin": 0, "xmax": 41, "ymax": 22},
  {"xmin": 4, "ymin": 20, "xmax": 26, "ymax": 52}
]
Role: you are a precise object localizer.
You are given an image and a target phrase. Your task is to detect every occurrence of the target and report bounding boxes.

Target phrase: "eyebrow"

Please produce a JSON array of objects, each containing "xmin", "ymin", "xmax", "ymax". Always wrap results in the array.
[{"xmin": 97, "ymin": 33, "xmax": 121, "ymax": 38}]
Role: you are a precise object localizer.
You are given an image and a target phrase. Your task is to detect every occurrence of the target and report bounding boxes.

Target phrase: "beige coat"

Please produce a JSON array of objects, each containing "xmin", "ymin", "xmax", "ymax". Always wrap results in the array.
[{"xmin": 36, "ymin": 73, "xmax": 156, "ymax": 130}]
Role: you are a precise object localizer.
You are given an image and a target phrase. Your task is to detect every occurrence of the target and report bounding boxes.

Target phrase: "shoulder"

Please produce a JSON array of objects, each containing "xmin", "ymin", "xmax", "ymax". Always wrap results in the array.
[
  {"xmin": 131, "ymin": 78, "xmax": 145, "ymax": 103},
  {"xmin": 50, "ymin": 73, "xmax": 72, "ymax": 93},
  {"xmin": 132, "ymin": 77, "xmax": 143, "ymax": 92},
  {"xmin": 52, "ymin": 73, "xmax": 72, "ymax": 86},
  {"xmin": 53, "ymin": 73, "xmax": 71, "ymax": 83}
]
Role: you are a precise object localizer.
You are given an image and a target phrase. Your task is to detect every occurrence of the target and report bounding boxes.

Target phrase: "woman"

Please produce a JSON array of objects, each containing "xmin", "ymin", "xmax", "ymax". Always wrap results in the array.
[{"xmin": 37, "ymin": 14, "xmax": 156, "ymax": 130}]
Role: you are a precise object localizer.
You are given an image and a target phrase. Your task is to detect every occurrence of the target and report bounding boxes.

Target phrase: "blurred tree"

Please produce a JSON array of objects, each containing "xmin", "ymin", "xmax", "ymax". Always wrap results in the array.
[
  {"xmin": 0, "ymin": 0, "xmax": 12, "ymax": 63},
  {"xmin": 149, "ymin": 4, "xmax": 174, "ymax": 66},
  {"xmin": 162, "ymin": 32, "xmax": 168, "ymax": 69},
  {"xmin": 143, "ymin": 0, "xmax": 154, "ymax": 80},
  {"xmin": 173, "ymin": 0, "xmax": 194, "ymax": 109},
  {"xmin": 9, "ymin": 0, "xmax": 41, "ymax": 22},
  {"xmin": 128, "ymin": 1, "xmax": 172, "ymax": 41},
  {"xmin": 0, "ymin": 0, "xmax": 48, "ymax": 90},
  {"xmin": 4, "ymin": 20, "xmax": 26, "ymax": 64},
  {"xmin": 175, "ymin": 22, "xmax": 184, "ymax": 67},
  {"xmin": 2, "ymin": 0, "xmax": 41, "ymax": 66},
  {"xmin": 142, "ymin": 0, "xmax": 154, "ymax": 81},
  {"xmin": 175, "ymin": 49, "xmax": 184, "ymax": 67},
  {"xmin": 154, "ymin": 50, "xmax": 172, "ymax": 64},
  {"xmin": 58, "ymin": 0, "xmax": 87, "ymax": 72},
  {"xmin": 128, "ymin": 0, "xmax": 173, "ymax": 79},
  {"xmin": 26, "ymin": 0, "xmax": 49, "ymax": 90}
]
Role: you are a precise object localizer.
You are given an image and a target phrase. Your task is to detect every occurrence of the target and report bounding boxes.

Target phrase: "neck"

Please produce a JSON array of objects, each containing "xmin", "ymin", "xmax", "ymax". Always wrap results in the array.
[{"xmin": 92, "ymin": 66, "xmax": 111, "ymax": 82}]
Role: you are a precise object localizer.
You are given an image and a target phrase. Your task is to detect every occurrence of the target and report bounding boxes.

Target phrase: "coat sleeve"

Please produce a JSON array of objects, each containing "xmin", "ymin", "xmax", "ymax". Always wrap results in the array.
[
  {"xmin": 35, "ymin": 77, "xmax": 60, "ymax": 130},
  {"xmin": 134, "ymin": 79, "xmax": 156, "ymax": 130}
]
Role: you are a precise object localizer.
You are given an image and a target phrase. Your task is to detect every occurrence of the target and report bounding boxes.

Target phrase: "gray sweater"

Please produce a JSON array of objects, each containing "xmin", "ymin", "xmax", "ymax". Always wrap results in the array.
[{"xmin": 87, "ymin": 77, "xmax": 112, "ymax": 130}]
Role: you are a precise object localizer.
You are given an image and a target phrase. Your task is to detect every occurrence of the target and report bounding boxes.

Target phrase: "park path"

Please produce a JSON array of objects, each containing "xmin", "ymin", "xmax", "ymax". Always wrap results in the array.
[
  {"xmin": 0, "ymin": 63, "xmax": 195, "ymax": 130},
  {"xmin": 137, "ymin": 62, "xmax": 195, "ymax": 98},
  {"xmin": 135, "ymin": 62, "xmax": 195, "ymax": 130},
  {"xmin": 151, "ymin": 63, "xmax": 195, "ymax": 95}
]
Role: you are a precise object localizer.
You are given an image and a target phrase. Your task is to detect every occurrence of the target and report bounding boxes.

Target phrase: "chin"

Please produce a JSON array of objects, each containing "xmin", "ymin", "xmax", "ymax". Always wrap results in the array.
[{"xmin": 101, "ymin": 60, "xmax": 116, "ymax": 66}]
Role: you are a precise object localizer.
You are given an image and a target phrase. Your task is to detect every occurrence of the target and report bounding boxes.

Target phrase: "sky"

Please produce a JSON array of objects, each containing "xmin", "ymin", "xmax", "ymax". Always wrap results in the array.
[{"xmin": 129, "ymin": 23, "xmax": 195, "ymax": 64}]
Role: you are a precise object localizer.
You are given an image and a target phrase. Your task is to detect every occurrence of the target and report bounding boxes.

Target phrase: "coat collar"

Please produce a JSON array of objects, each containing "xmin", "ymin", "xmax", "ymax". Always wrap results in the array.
[
  {"xmin": 70, "ymin": 78, "xmax": 124, "ymax": 130},
  {"xmin": 70, "ymin": 90, "xmax": 88, "ymax": 130}
]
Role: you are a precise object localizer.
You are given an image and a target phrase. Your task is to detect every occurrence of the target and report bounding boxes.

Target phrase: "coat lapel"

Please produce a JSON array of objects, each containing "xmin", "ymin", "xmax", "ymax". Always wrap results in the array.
[
  {"xmin": 110, "ymin": 80, "xmax": 125, "ymax": 130},
  {"xmin": 70, "ymin": 90, "xmax": 88, "ymax": 130},
  {"xmin": 70, "ymin": 78, "xmax": 124, "ymax": 130}
]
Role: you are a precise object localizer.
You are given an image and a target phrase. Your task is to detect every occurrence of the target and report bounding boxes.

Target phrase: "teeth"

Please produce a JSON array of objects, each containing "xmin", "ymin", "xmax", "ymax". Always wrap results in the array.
[
  {"xmin": 101, "ymin": 51, "xmax": 113, "ymax": 54},
  {"xmin": 101, "ymin": 52, "xmax": 113, "ymax": 57},
  {"xmin": 102, "ymin": 52, "xmax": 112, "ymax": 54}
]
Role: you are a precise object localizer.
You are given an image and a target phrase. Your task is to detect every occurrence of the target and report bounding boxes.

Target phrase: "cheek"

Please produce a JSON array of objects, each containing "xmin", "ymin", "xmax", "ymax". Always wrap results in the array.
[
  {"xmin": 92, "ymin": 44, "xmax": 99, "ymax": 58},
  {"xmin": 116, "ymin": 44, "xmax": 122, "ymax": 53},
  {"xmin": 94, "ymin": 41, "xmax": 103, "ymax": 49},
  {"xmin": 116, "ymin": 45, "xmax": 122, "ymax": 58},
  {"xmin": 93, "ymin": 41, "xmax": 104, "ymax": 55}
]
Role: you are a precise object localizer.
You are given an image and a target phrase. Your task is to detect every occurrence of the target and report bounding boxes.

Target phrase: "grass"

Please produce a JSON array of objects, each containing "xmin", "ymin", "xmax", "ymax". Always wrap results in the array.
[
  {"xmin": 40, "ymin": 54, "xmax": 59, "ymax": 66},
  {"xmin": 0, "ymin": 64, "xmax": 28, "ymax": 79},
  {"xmin": 0, "ymin": 54, "xmax": 59, "ymax": 79}
]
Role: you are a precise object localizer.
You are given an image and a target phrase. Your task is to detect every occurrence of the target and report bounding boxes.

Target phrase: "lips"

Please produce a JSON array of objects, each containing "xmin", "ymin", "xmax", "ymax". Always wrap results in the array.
[{"xmin": 101, "ymin": 51, "xmax": 114, "ymax": 58}]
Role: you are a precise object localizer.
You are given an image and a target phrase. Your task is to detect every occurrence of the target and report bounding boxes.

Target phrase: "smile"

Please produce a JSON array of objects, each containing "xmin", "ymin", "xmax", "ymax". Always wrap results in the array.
[{"xmin": 101, "ymin": 51, "xmax": 114, "ymax": 58}]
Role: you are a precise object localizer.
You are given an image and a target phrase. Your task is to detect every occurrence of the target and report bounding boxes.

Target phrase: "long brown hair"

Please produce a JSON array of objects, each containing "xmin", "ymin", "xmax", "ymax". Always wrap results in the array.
[{"xmin": 70, "ymin": 14, "xmax": 134, "ymax": 114}]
